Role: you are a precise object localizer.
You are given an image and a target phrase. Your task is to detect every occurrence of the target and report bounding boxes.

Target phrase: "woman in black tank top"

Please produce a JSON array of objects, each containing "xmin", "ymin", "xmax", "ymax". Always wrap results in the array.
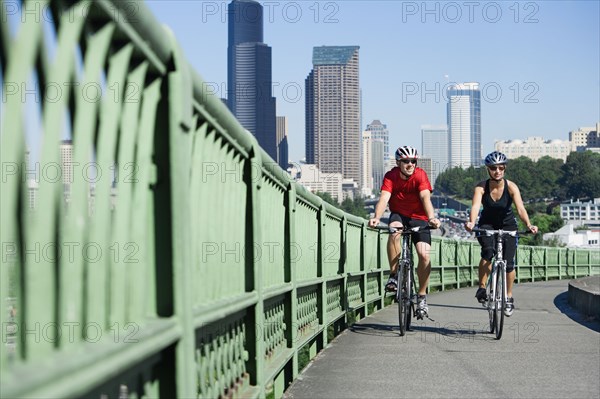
[{"xmin": 464, "ymin": 151, "xmax": 538, "ymax": 317}]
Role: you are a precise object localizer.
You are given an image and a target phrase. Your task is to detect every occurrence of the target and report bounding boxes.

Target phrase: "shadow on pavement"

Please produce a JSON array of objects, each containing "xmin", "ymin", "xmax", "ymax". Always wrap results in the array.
[
  {"xmin": 349, "ymin": 321, "xmax": 496, "ymax": 341},
  {"xmin": 348, "ymin": 323, "xmax": 399, "ymax": 338},
  {"xmin": 553, "ymin": 291, "xmax": 600, "ymax": 333}
]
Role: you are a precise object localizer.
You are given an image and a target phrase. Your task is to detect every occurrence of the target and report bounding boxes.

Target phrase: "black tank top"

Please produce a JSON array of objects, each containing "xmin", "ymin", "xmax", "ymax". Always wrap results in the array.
[{"xmin": 478, "ymin": 179, "xmax": 517, "ymax": 228}]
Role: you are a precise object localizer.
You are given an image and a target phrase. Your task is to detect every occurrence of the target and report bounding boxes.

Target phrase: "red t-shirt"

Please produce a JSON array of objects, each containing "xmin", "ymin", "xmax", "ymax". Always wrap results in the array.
[{"xmin": 381, "ymin": 167, "xmax": 432, "ymax": 220}]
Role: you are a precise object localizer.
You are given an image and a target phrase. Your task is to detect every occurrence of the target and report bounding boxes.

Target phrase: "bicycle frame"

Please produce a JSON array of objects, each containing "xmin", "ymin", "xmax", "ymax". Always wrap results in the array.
[
  {"xmin": 396, "ymin": 232, "xmax": 417, "ymax": 336},
  {"xmin": 487, "ymin": 233, "xmax": 508, "ymax": 339},
  {"xmin": 378, "ymin": 225, "xmax": 431, "ymax": 336},
  {"xmin": 473, "ymin": 228, "xmax": 527, "ymax": 340}
]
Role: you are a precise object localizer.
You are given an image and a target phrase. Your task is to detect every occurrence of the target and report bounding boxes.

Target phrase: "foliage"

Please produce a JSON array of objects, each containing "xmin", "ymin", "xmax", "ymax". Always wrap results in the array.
[
  {"xmin": 314, "ymin": 191, "xmax": 337, "ymax": 206},
  {"xmin": 315, "ymin": 192, "xmax": 369, "ymax": 219},
  {"xmin": 341, "ymin": 196, "xmax": 369, "ymax": 219},
  {"xmin": 518, "ymin": 208, "xmax": 564, "ymax": 245},
  {"xmin": 436, "ymin": 153, "xmax": 600, "ymax": 202},
  {"xmin": 559, "ymin": 151, "xmax": 600, "ymax": 199}
]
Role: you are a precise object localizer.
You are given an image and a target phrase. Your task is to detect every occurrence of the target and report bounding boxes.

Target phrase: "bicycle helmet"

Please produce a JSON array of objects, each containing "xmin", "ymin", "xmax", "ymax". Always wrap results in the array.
[
  {"xmin": 395, "ymin": 145, "xmax": 419, "ymax": 160},
  {"xmin": 484, "ymin": 151, "xmax": 508, "ymax": 166}
]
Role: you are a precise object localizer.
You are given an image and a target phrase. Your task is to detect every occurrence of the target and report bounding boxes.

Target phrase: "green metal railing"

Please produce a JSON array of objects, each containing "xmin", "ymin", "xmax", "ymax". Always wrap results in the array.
[{"xmin": 1, "ymin": 1, "xmax": 599, "ymax": 398}]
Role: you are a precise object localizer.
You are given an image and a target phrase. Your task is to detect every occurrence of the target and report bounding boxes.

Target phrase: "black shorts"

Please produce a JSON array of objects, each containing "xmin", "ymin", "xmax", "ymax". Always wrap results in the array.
[
  {"xmin": 389, "ymin": 213, "xmax": 431, "ymax": 245},
  {"xmin": 476, "ymin": 224, "xmax": 517, "ymax": 270}
]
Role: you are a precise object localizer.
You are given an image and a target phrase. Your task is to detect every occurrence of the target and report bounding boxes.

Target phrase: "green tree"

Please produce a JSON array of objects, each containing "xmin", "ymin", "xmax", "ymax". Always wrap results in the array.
[
  {"xmin": 535, "ymin": 156, "xmax": 564, "ymax": 199},
  {"xmin": 559, "ymin": 151, "xmax": 600, "ymax": 200},
  {"xmin": 517, "ymin": 207, "xmax": 564, "ymax": 246},
  {"xmin": 341, "ymin": 197, "xmax": 369, "ymax": 219},
  {"xmin": 506, "ymin": 157, "xmax": 537, "ymax": 198},
  {"xmin": 315, "ymin": 191, "xmax": 337, "ymax": 206}
]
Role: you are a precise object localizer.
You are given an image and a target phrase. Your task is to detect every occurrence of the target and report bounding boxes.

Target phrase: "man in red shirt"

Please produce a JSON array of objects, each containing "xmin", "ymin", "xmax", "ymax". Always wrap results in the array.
[{"xmin": 368, "ymin": 145, "xmax": 441, "ymax": 315}]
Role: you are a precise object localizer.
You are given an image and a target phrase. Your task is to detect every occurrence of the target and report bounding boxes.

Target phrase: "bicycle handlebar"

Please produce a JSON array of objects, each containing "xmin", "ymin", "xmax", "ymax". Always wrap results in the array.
[
  {"xmin": 373, "ymin": 225, "xmax": 435, "ymax": 234},
  {"xmin": 471, "ymin": 228, "xmax": 534, "ymax": 237}
]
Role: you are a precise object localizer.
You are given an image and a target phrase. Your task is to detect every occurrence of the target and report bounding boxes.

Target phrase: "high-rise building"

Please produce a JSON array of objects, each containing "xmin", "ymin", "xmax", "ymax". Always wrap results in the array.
[
  {"xmin": 227, "ymin": 0, "xmax": 277, "ymax": 161},
  {"xmin": 361, "ymin": 129, "xmax": 386, "ymax": 196},
  {"xmin": 361, "ymin": 131, "xmax": 373, "ymax": 195},
  {"xmin": 60, "ymin": 140, "xmax": 73, "ymax": 185},
  {"xmin": 421, "ymin": 125, "xmax": 448, "ymax": 187},
  {"xmin": 305, "ymin": 46, "xmax": 361, "ymax": 188},
  {"xmin": 371, "ymin": 139, "xmax": 385, "ymax": 192},
  {"xmin": 447, "ymin": 83, "xmax": 481, "ymax": 168},
  {"xmin": 365, "ymin": 120, "xmax": 390, "ymax": 159},
  {"xmin": 276, "ymin": 116, "xmax": 289, "ymax": 169},
  {"xmin": 60, "ymin": 139, "xmax": 73, "ymax": 203}
]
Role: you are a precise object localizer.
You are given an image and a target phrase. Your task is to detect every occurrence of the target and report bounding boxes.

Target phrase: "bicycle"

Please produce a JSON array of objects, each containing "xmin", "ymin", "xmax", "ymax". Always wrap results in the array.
[
  {"xmin": 471, "ymin": 228, "xmax": 531, "ymax": 340},
  {"xmin": 378, "ymin": 225, "xmax": 433, "ymax": 336}
]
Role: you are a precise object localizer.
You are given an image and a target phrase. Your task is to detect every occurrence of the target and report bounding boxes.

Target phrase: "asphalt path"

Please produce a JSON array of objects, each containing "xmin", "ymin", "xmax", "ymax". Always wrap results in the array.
[{"xmin": 284, "ymin": 280, "xmax": 600, "ymax": 399}]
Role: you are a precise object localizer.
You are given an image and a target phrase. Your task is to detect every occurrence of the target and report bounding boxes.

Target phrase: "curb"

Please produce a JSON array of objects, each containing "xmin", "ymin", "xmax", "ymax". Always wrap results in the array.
[{"xmin": 568, "ymin": 276, "xmax": 600, "ymax": 320}]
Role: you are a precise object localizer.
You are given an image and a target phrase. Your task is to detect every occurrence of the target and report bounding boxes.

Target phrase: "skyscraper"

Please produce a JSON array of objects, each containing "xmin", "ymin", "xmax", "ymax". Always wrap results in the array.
[
  {"xmin": 365, "ymin": 120, "xmax": 390, "ymax": 159},
  {"xmin": 305, "ymin": 46, "xmax": 361, "ymax": 188},
  {"xmin": 276, "ymin": 116, "xmax": 289, "ymax": 169},
  {"xmin": 421, "ymin": 125, "xmax": 448, "ymax": 186},
  {"xmin": 227, "ymin": 0, "xmax": 277, "ymax": 161},
  {"xmin": 447, "ymin": 83, "xmax": 481, "ymax": 168}
]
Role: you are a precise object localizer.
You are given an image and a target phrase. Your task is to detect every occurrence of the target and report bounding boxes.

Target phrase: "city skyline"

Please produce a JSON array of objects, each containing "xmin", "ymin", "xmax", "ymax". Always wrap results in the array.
[
  {"xmin": 227, "ymin": 0, "xmax": 278, "ymax": 162},
  {"xmin": 146, "ymin": 1, "xmax": 599, "ymax": 164}
]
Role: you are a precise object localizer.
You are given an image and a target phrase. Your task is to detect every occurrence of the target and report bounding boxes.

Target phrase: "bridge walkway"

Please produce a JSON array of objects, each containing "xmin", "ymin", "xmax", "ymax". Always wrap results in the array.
[{"xmin": 284, "ymin": 280, "xmax": 600, "ymax": 398}]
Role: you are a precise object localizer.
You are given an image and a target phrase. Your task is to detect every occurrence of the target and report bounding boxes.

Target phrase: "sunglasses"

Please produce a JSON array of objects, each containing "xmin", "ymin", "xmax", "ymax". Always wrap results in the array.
[
  {"xmin": 400, "ymin": 159, "xmax": 417, "ymax": 164},
  {"xmin": 488, "ymin": 165, "xmax": 506, "ymax": 171}
]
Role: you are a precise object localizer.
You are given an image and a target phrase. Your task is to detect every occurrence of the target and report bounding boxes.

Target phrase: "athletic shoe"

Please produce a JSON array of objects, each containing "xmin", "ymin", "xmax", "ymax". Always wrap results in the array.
[
  {"xmin": 417, "ymin": 295, "xmax": 428, "ymax": 314},
  {"xmin": 504, "ymin": 297, "xmax": 515, "ymax": 317}
]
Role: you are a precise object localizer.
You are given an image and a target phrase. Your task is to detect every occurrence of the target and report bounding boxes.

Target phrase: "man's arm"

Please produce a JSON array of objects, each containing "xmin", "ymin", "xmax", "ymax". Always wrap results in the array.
[
  {"xmin": 418, "ymin": 189, "xmax": 441, "ymax": 228},
  {"xmin": 368, "ymin": 191, "xmax": 391, "ymax": 227}
]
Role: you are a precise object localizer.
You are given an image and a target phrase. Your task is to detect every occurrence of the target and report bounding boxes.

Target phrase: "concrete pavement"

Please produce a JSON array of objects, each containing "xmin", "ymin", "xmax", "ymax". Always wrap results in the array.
[{"xmin": 284, "ymin": 280, "xmax": 600, "ymax": 399}]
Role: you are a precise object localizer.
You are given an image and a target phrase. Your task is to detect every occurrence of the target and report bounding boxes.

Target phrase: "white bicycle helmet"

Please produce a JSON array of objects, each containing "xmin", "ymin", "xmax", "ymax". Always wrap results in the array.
[
  {"xmin": 484, "ymin": 151, "xmax": 508, "ymax": 166},
  {"xmin": 395, "ymin": 145, "xmax": 419, "ymax": 160}
]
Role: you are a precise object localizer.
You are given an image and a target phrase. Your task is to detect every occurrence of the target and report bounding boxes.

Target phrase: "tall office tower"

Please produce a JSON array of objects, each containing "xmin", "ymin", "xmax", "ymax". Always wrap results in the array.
[
  {"xmin": 366, "ymin": 120, "xmax": 390, "ymax": 159},
  {"xmin": 60, "ymin": 140, "xmax": 73, "ymax": 202},
  {"xmin": 60, "ymin": 140, "xmax": 73, "ymax": 185},
  {"xmin": 421, "ymin": 125, "xmax": 448, "ymax": 187},
  {"xmin": 447, "ymin": 83, "xmax": 481, "ymax": 168},
  {"xmin": 361, "ymin": 131, "xmax": 373, "ymax": 195},
  {"xmin": 227, "ymin": 0, "xmax": 277, "ymax": 161},
  {"xmin": 305, "ymin": 46, "xmax": 361, "ymax": 188},
  {"xmin": 371, "ymin": 139, "xmax": 385, "ymax": 192},
  {"xmin": 276, "ymin": 116, "xmax": 289, "ymax": 169}
]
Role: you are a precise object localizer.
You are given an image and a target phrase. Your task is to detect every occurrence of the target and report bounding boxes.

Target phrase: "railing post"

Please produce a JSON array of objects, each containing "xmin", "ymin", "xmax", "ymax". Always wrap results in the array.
[
  {"xmin": 165, "ymin": 31, "xmax": 196, "ymax": 399},
  {"xmin": 286, "ymin": 182, "xmax": 299, "ymax": 380},
  {"xmin": 317, "ymin": 200, "xmax": 327, "ymax": 350},
  {"xmin": 544, "ymin": 247, "xmax": 547, "ymax": 281},
  {"xmin": 573, "ymin": 249, "xmax": 577, "ymax": 278},
  {"xmin": 247, "ymin": 139, "xmax": 265, "ymax": 396}
]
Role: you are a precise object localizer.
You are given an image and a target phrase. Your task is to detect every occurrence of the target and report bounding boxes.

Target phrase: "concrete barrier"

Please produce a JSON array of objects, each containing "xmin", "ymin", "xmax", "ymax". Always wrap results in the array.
[{"xmin": 568, "ymin": 276, "xmax": 600, "ymax": 320}]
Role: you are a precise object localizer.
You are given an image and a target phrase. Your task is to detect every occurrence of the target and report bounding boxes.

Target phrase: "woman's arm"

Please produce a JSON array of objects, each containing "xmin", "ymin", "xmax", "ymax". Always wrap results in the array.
[
  {"xmin": 465, "ymin": 181, "xmax": 485, "ymax": 231},
  {"xmin": 508, "ymin": 180, "xmax": 539, "ymax": 233}
]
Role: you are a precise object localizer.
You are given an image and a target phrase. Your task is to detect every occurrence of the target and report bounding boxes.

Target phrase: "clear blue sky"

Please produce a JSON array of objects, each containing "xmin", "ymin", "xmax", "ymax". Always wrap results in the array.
[
  {"xmin": 52, "ymin": 1, "xmax": 600, "ymax": 163},
  {"xmin": 146, "ymin": 0, "xmax": 599, "ymax": 162}
]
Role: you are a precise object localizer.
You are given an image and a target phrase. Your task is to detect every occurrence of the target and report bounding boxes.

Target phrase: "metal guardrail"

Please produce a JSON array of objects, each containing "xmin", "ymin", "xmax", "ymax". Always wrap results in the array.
[{"xmin": 1, "ymin": 1, "xmax": 598, "ymax": 398}]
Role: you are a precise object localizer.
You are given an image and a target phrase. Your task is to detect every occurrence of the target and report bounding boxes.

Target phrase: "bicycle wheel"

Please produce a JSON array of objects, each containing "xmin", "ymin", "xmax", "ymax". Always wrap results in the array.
[
  {"xmin": 405, "ymin": 266, "xmax": 414, "ymax": 331},
  {"xmin": 495, "ymin": 267, "xmax": 505, "ymax": 340},
  {"xmin": 397, "ymin": 266, "xmax": 408, "ymax": 336},
  {"xmin": 486, "ymin": 272, "xmax": 495, "ymax": 333}
]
